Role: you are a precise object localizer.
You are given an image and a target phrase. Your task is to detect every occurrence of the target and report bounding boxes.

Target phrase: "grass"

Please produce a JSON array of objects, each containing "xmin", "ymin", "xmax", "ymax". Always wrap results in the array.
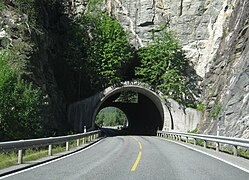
[
  {"xmin": 0, "ymin": 136, "xmax": 95, "ymax": 170},
  {"xmin": 0, "ymin": 142, "xmax": 80, "ymax": 170},
  {"xmin": 238, "ymin": 149, "xmax": 249, "ymax": 159},
  {"xmin": 0, "ymin": 152, "xmax": 18, "ymax": 170}
]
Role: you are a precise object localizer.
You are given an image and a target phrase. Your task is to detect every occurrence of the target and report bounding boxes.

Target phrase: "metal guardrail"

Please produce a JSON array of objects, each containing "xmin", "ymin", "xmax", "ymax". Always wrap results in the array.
[
  {"xmin": 0, "ymin": 130, "xmax": 101, "ymax": 164},
  {"xmin": 157, "ymin": 131, "xmax": 249, "ymax": 156}
]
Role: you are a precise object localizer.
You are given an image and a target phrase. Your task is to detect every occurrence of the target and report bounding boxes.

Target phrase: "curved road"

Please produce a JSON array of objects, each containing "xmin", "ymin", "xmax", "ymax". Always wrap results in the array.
[{"xmin": 1, "ymin": 136, "xmax": 249, "ymax": 180}]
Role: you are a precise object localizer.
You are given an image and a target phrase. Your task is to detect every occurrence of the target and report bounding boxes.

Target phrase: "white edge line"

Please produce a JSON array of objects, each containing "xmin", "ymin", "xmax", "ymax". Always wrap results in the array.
[
  {"xmin": 156, "ymin": 137, "xmax": 249, "ymax": 174},
  {"xmin": 0, "ymin": 139, "xmax": 104, "ymax": 179}
]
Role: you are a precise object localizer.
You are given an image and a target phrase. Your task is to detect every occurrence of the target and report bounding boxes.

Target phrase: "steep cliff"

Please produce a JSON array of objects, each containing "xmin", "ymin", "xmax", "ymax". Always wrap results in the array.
[
  {"xmin": 0, "ymin": 1, "xmax": 76, "ymax": 135},
  {"xmin": 1, "ymin": 0, "xmax": 248, "ymax": 137},
  {"xmin": 102, "ymin": 0, "xmax": 249, "ymax": 137}
]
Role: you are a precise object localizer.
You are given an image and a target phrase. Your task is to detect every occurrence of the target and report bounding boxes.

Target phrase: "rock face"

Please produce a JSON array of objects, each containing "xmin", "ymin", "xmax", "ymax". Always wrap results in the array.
[
  {"xmin": 0, "ymin": 2, "xmax": 72, "ymax": 134},
  {"xmin": 102, "ymin": 0, "xmax": 249, "ymax": 137},
  {"xmin": 201, "ymin": 0, "xmax": 249, "ymax": 138}
]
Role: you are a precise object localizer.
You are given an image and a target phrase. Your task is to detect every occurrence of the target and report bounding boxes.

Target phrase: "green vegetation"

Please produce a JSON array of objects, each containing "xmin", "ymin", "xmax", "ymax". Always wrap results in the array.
[
  {"xmin": 115, "ymin": 91, "xmax": 138, "ymax": 103},
  {"xmin": 0, "ymin": 145, "xmax": 65, "ymax": 170},
  {"xmin": 196, "ymin": 104, "xmax": 205, "ymax": 111},
  {"xmin": 96, "ymin": 107, "xmax": 127, "ymax": 127},
  {"xmin": 0, "ymin": 50, "xmax": 46, "ymax": 141},
  {"xmin": 0, "ymin": 2, "xmax": 7, "ymax": 11},
  {"xmin": 211, "ymin": 103, "xmax": 221, "ymax": 119},
  {"xmin": 188, "ymin": 128, "xmax": 199, "ymax": 134},
  {"xmin": 135, "ymin": 30, "xmax": 200, "ymax": 108},
  {"xmin": 11, "ymin": 0, "xmax": 37, "ymax": 29},
  {"xmin": 66, "ymin": 12, "xmax": 133, "ymax": 92}
]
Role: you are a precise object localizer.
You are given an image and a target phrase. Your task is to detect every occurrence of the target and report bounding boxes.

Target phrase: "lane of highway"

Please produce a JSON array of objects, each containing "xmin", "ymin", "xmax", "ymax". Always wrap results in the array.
[{"xmin": 1, "ymin": 136, "xmax": 249, "ymax": 180}]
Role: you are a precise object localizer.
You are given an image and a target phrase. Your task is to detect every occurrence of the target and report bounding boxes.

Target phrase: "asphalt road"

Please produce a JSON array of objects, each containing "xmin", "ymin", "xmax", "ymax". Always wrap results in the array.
[{"xmin": 1, "ymin": 136, "xmax": 249, "ymax": 180}]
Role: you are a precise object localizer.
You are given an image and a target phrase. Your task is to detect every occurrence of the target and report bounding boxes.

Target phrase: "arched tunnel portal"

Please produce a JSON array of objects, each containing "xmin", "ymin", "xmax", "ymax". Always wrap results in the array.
[
  {"xmin": 68, "ymin": 82, "xmax": 174, "ymax": 135},
  {"xmin": 92, "ymin": 82, "xmax": 173, "ymax": 134}
]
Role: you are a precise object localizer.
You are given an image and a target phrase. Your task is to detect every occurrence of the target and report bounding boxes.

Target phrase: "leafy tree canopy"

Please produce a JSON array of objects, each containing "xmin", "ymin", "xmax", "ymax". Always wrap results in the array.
[
  {"xmin": 67, "ymin": 12, "xmax": 133, "ymax": 93},
  {"xmin": 0, "ymin": 50, "xmax": 46, "ymax": 140},
  {"xmin": 135, "ymin": 30, "xmax": 200, "ymax": 107}
]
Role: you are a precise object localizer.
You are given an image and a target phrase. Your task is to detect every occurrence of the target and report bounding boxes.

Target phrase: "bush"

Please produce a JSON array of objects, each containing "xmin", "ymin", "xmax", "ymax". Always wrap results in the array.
[
  {"xmin": 211, "ymin": 103, "xmax": 221, "ymax": 119},
  {"xmin": 196, "ymin": 104, "xmax": 205, "ymax": 111}
]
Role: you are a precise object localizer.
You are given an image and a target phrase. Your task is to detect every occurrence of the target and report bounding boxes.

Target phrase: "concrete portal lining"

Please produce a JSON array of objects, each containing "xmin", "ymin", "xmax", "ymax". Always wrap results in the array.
[{"xmin": 92, "ymin": 81, "xmax": 172, "ymax": 132}]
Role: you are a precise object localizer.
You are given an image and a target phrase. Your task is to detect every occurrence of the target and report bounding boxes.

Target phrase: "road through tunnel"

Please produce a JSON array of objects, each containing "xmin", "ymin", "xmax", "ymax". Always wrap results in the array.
[
  {"xmin": 68, "ymin": 82, "xmax": 173, "ymax": 134},
  {"xmin": 92, "ymin": 82, "xmax": 170, "ymax": 135}
]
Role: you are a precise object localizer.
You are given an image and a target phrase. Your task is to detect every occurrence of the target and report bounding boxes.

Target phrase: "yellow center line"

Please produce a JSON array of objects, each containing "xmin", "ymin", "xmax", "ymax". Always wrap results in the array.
[
  {"xmin": 132, "ymin": 137, "xmax": 143, "ymax": 150},
  {"xmin": 131, "ymin": 137, "xmax": 143, "ymax": 172},
  {"xmin": 131, "ymin": 151, "xmax": 142, "ymax": 172}
]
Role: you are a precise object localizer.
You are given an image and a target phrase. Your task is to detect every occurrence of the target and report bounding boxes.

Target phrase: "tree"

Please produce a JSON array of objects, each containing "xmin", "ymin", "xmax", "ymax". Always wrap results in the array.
[
  {"xmin": 0, "ymin": 50, "xmax": 45, "ymax": 140},
  {"xmin": 135, "ymin": 31, "xmax": 200, "ymax": 107},
  {"xmin": 66, "ymin": 13, "xmax": 133, "ymax": 93}
]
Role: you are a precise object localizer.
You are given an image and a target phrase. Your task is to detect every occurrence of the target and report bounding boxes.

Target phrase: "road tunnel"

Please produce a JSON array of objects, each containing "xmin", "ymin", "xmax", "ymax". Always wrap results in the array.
[
  {"xmin": 68, "ymin": 82, "xmax": 173, "ymax": 134},
  {"xmin": 94, "ymin": 85, "xmax": 165, "ymax": 135}
]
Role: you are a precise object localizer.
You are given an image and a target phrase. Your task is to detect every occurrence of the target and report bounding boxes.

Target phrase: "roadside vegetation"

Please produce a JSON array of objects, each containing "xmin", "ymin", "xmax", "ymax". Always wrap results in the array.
[
  {"xmin": 0, "ymin": 49, "xmax": 47, "ymax": 141},
  {"xmin": 0, "ymin": 145, "xmax": 65, "ymax": 170},
  {"xmin": 96, "ymin": 107, "xmax": 127, "ymax": 127}
]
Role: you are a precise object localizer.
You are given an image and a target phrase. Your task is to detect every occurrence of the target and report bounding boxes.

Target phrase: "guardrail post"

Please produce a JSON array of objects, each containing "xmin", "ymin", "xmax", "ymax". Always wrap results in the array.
[
  {"xmin": 233, "ymin": 146, "xmax": 238, "ymax": 156},
  {"xmin": 66, "ymin": 141, "xmax": 69, "ymax": 151},
  {"xmin": 18, "ymin": 149, "xmax": 23, "ymax": 164},
  {"xmin": 48, "ymin": 144, "xmax": 52, "ymax": 156},
  {"xmin": 77, "ymin": 139, "xmax": 80, "ymax": 146},
  {"xmin": 178, "ymin": 135, "xmax": 181, "ymax": 141},
  {"xmin": 194, "ymin": 138, "xmax": 196, "ymax": 145},
  {"xmin": 216, "ymin": 142, "xmax": 219, "ymax": 152},
  {"xmin": 204, "ymin": 140, "xmax": 207, "ymax": 148},
  {"xmin": 186, "ymin": 137, "xmax": 188, "ymax": 143}
]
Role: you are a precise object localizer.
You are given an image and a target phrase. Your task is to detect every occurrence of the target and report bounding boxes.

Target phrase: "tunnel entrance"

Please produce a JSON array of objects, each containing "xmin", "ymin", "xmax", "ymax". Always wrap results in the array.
[
  {"xmin": 68, "ymin": 81, "xmax": 173, "ymax": 134},
  {"xmin": 94, "ymin": 84, "xmax": 165, "ymax": 135}
]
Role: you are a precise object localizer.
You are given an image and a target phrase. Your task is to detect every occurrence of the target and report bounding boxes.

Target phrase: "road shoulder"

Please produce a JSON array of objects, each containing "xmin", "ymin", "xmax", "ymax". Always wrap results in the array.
[{"xmin": 155, "ymin": 136, "xmax": 249, "ymax": 173}]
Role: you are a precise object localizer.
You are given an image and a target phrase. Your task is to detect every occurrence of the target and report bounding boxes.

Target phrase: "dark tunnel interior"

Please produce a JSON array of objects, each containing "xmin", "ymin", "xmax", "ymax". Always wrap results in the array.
[{"xmin": 96, "ymin": 91, "xmax": 164, "ymax": 135}]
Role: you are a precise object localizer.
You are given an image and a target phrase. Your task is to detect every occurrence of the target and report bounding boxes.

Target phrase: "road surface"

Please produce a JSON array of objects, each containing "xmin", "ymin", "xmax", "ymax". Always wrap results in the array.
[{"xmin": 1, "ymin": 136, "xmax": 249, "ymax": 180}]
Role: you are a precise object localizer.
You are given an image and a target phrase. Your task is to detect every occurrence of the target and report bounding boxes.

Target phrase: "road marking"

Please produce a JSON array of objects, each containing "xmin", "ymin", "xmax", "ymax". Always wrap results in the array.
[
  {"xmin": 131, "ymin": 137, "xmax": 142, "ymax": 172},
  {"xmin": 132, "ymin": 137, "xmax": 142, "ymax": 150},
  {"xmin": 157, "ymin": 137, "xmax": 249, "ymax": 174},
  {"xmin": 0, "ymin": 139, "xmax": 104, "ymax": 179},
  {"xmin": 131, "ymin": 151, "xmax": 142, "ymax": 172}
]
